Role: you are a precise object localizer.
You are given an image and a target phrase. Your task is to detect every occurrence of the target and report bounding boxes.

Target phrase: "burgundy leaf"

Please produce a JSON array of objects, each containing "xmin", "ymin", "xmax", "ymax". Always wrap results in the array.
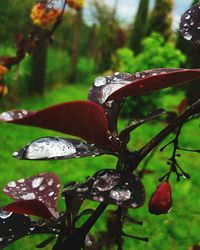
[
  {"xmin": 63, "ymin": 169, "xmax": 145, "ymax": 208},
  {"xmin": 179, "ymin": 3, "xmax": 200, "ymax": 44},
  {"xmin": 0, "ymin": 101, "xmax": 113, "ymax": 148},
  {"xmin": 88, "ymin": 74, "xmax": 128, "ymax": 133},
  {"xmin": 13, "ymin": 136, "xmax": 109, "ymax": 160},
  {"xmin": 4, "ymin": 200, "xmax": 54, "ymax": 219},
  {"xmin": 0, "ymin": 210, "xmax": 56, "ymax": 249},
  {"xmin": 3, "ymin": 173, "xmax": 61, "ymax": 209},
  {"xmin": 89, "ymin": 69, "xmax": 200, "ymax": 102}
]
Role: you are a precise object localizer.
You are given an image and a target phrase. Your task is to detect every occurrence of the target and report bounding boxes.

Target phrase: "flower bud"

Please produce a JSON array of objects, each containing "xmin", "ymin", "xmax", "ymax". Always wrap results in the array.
[{"xmin": 148, "ymin": 181, "xmax": 172, "ymax": 215}]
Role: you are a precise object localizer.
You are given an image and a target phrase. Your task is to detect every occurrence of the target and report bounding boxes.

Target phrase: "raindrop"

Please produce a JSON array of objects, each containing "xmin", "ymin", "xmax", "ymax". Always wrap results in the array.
[
  {"xmin": 49, "ymin": 191, "xmax": 54, "ymax": 197},
  {"xmin": 17, "ymin": 179, "xmax": 25, "ymax": 183},
  {"xmin": 185, "ymin": 14, "xmax": 190, "ymax": 20},
  {"xmin": 13, "ymin": 152, "xmax": 18, "ymax": 157},
  {"xmin": 39, "ymin": 185, "xmax": 46, "ymax": 191},
  {"xmin": 7, "ymin": 181, "xmax": 16, "ymax": 188},
  {"xmin": 0, "ymin": 112, "xmax": 13, "ymax": 121},
  {"xmin": 109, "ymin": 189, "xmax": 131, "ymax": 201},
  {"xmin": 26, "ymin": 137, "xmax": 76, "ymax": 159},
  {"xmin": 21, "ymin": 193, "xmax": 36, "ymax": 200},
  {"xmin": 184, "ymin": 32, "xmax": 192, "ymax": 41},
  {"xmin": 93, "ymin": 173, "xmax": 119, "ymax": 192},
  {"xmin": 0, "ymin": 210, "xmax": 13, "ymax": 219},
  {"xmin": 135, "ymin": 72, "xmax": 140, "ymax": 78},
  {"xmin": 94, "ymin": 76, "xmax": 107, "ymax": 87},
  {"xmin": 0, "ymin": 238, "xmax": 3, "ymax": 242},
  {"xmin": 48, "ymin": 179, "xmax": 54, "ymax": 186},
  {"xmin": 32, "ymin": 177, "xmax": 44, "ymax": 188}
]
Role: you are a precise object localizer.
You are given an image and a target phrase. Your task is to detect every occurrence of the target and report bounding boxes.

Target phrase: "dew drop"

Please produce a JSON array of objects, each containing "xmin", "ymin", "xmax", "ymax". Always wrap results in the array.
[
  {"xmin": 48, "ymin": 179, "xmax": 54, "ymax": 186},
  {"xmin": 49, "ymin": 191, "xmax": 54, "ymax": 197},
  {"xmin": 7, "ymin": 181, "xmax": 16, "ymax": 188},
  {"xmin": 21, "ymin": 193, "xmax": 36, "ymax": 200},
  {"xmin": 17, "ymin": 179, "xmax": 25, "ymax": 183},
  {"xmin": 184, "ymin": 32, "xmax": 192, "ymax": 41},
  {"xmin": 13, "ymin": 152, "xmax": 18, "ymax": 157},
  {"xmin": 185, "ymin": 14, "xmax": 190, "ymax": 20},
  {"xmin": 0, "ymin": 210, "xmax": 13, "ymax": 219},
  {"xmin": 94, "ymin": 76, "xmax": 107, "ymax": 87},
  {"xmin": 32, "ymin": 177, "xmax": 44, "ymax": 189},
  {"xmin": 39, "ymin": 185, "xmax": 46, "ymax": 191},
  {"xmin": 109, "ymin": 189, "xmax": 131, "ymax": 201}
]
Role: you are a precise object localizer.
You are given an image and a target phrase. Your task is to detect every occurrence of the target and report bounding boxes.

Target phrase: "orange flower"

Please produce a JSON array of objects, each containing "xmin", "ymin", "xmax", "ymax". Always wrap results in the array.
[
  {"xmin": 68, "ymin": 0, "xmax": 85, "ymax": 11},
  {"xmin": 0, "ymin": 65, "xmax": 8, "ymax": 75},
  {"xmin": 30, "ymin": 3, "xmax": 60, "ymax": 29},
  {"xmin": 0, "ymin": 84, "xmax": 8, "ymax": 97}
]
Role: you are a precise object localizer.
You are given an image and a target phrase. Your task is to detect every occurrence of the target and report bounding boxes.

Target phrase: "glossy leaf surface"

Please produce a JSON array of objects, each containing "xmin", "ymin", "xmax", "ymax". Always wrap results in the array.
[
  {"xmin": 0, "ymin": 101, "xmax": 112, "ymax": 148},
  {"xmin": 179, "ymin": 3, "xmax": 200, "ymax": 44},
  {"xmin": 3, "ymin": 173, "xmax": 61, "ymax": 209},
  {"xmin": 4, "ymin": 200, "xmax": 54, "ymax": 219},
  {"xmin": 13, "ymin": 137, "xmax": 109, "ymax": 160},
  {"xmin": 63, "ymin": 169, "xmax": 145, "ymax": 208},
  {"xmin": 0, "ymin": 210, "xmax": 55, "ymax": 249},
  {"xmin": 89, "ymin": 69, "xmax": 200, "ymax": 102}
]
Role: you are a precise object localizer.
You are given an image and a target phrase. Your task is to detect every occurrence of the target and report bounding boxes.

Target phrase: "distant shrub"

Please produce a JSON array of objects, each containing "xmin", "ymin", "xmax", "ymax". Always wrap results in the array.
[{"xmin": 114, "ymin": 33, "xmax": 186, "ymax": 118}]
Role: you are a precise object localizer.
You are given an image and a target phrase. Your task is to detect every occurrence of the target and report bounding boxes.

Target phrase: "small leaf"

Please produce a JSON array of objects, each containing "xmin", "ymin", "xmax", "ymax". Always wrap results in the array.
[
  {"xmin": 63, "ymin": 169, "xmax": 145, "ymax": 208},
  {"xmin": 0, "ymin": 101, "xmax": 113, "ymax": 148},
  {"xmin": 4, "ymin": 200, "xmax": 54, "ymax": 219},
  {"xmin": 3, "ymin": 173, "xmax": 61, "ymax": 209},
  {"xmin": 14, "ymin": 137, "xmax": 109, "ymax": 160},
  {"xmin": 0, "ymin": 210, "xmax": 55, "ymax": 249},
  {"xmin": 179, "ymin": 3, "xmax": 200, "ymax": 44}
]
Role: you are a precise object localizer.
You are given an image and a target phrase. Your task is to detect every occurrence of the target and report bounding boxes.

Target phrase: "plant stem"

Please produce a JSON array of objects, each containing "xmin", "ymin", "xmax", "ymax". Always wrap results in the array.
[{"xmin": 138, "ymin": 99, "xmax": 200, "ymax": 162}]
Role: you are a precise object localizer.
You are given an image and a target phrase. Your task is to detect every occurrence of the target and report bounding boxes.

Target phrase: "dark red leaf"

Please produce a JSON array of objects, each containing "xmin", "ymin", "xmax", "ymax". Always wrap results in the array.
[
  {"xmin": 100, "ymin": 69, "xmax": 200, "ymax": 101},
  {"xmin": 4, "ymin": 200, "xmax": 54, "ymax": 219},
  {"xmin": 14, "ymin": 136, "xmax": 109, "ymax": 160},
  {"xmin": 148, "ymin": 181, "xmax": 172, "ymax": 215},
  {"xmin": 0, "ymin": 210, "xmax": 57, "ymax": 249},
  {"xmin": 0, "ymin": 101, "xmax": 113, "ymax": 148},
  {"xmin": 63, "ymin": 169, "xmax": 145, "ymax": 208},
  {"xmin": 179, "ymin": 3, "xmax": 200, "ymax": 44},
  {"xmin": 3, "ymin": 173, "xmax": 61, "ymax": 209}
]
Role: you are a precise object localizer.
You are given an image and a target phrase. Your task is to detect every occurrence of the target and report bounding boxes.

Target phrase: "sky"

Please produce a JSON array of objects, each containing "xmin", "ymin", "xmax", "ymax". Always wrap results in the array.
[{"xmin": 84, "ymin": 0, "xmax": 193, "ymax": 30}]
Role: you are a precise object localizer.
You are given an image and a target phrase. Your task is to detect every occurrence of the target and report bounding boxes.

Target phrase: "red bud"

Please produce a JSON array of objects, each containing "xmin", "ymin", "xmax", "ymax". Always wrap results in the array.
[{"xmin": 148, "ymin": 181, "xmax": 172, "ymax": 215}]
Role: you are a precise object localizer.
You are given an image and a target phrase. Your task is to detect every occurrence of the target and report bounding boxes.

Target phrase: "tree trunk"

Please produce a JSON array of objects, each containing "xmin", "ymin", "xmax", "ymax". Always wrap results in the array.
[
  {"xmin": 69, "ymin": 11, "xmax": 82, "ymax": 83},
  {"xmin": 30, "ymin": 39, "xmax": 48, "ymax": 95}
]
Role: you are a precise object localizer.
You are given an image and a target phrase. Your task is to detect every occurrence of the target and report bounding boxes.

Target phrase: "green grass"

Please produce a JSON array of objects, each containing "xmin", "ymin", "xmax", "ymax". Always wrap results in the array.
[{"xmin": 0, "ymin": 84, "xmax": 199, "ymax": 250}]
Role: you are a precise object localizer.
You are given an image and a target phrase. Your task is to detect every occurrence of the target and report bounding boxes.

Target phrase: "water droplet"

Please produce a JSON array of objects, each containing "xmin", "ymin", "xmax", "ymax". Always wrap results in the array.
[
  {"xmin": 7, "ymin": 181, "xmax": 16, "ymax": 188},
  {"xmin": 17, "ymin": 179, "xmax": 25, "ymax": 183},
  {"xmin": 109, "ymin": 189, "xmax": 131, "ymax": 201},
  {"xmin": 49, "ymin": 191, "xmax": 54, "ymax": 197},
  {"xmin": 48, "ymin": 179, "xmax": 54, "ymax": 186},
  {"xmin": 26, "ymin": 137, "xmax": 76, "ymax": 159},
  {"xmin": 131, "ymin": 203, "xmax": 138, "ymax": 208},
  {"xmin": 39, "ymin": 185, "xmax": 46, "ymax": 191},
  {"xmin": 93, "ymin": 173, "xmax": 119, "ymax": 192},
  {"xmin": 185, "ymin": 14, "xmax": 190, "ymax": 20},
  {"xmin": 184, "ymin": 32, "xmax": 192, "ymax": 41},
  {"xmin": 0, "ymin": 209, "xmax": 13, "ymax": 219},
  {"xmin": 32, "ymin": 177, "xmax": 44, "ymax": 189},
  {"xmin": 0, "ymin": 238, "xmax": 3, "ymax": 242},
  {"xmin": 94, "ymin": 76, "xmax": 107, "ymax": 87},
  {"xmin": 13, "ymin": 152, "xmax": 18, "ymax": 157},
  {"xmin": 135, "ymin": 72, "xmax": 140, "ymax": 78},
  {"xmin": 21, "ymin": 193, "xmax": 36, "ymax": 200},
  {"xmin": 0, "ymin": 112, "xmax": 13, "ymax": 121}
]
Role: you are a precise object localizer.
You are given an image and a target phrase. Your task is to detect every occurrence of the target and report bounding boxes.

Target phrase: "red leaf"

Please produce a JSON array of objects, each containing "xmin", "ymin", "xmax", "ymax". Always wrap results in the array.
[
  {"xmin": 3, "ymin": 173, "xmax": 61, "ymax": 209},
  {"xmin": 148, "ymin": 181, "xmax": 172, "ymax": 215},
  {"xmin": 0, "ymin": 101, "xmax": 112, "ymax": 148},
  {"xmin": 107, "ymin": 69, "xmax": 200, "ymax": 101},
  {"xmin": 4, "ymin": 200, "xmax": 54, "ymax": 219}
]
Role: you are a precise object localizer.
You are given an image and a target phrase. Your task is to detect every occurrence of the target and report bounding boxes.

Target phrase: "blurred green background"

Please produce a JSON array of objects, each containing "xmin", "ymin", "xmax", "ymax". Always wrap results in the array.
[{"xmin": 0, "ymin": 0, "xmax": 199, "ymax": 249}]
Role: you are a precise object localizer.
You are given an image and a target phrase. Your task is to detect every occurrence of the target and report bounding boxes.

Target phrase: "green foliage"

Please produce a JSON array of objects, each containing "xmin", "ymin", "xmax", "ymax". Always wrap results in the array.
[
  {"xmin": 130, "ymin": 0, "xmax": 149, "ymax": 54},
  {"xmin": 114, "ymin": 33, "xmax": 186, "ymax": 118},
  {"xmin": 0, "ymin": 85, "xmax": 199, "ymax": 250},
  {"xmin": 146, "ymin": 0, "xmax": 174, "ymax": 41}
]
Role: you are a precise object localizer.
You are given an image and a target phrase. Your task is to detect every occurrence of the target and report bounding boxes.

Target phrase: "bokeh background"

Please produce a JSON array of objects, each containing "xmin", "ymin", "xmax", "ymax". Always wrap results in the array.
[{"xmin": 0, "ymin": 0, "xmax": 199, "ymax": 249}]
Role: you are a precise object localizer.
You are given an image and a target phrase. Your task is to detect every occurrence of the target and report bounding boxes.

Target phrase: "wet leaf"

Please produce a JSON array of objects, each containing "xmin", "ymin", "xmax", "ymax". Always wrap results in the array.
[
  {"xmin": 90, "ymin": 69, "xmax": 200, "ymax": 102},
  {"xmin": 0, "ymin": 101, "xmax": 112, "ymax": 148},
  {"xmin": 0, "ymin": 210, "xmax": 55, "ymax": 249},
  {"xmin": 179, "ymin": 3, "xmax": 200, "ymax": 44},
  {"xmin": 4, "ymin": 200, "xmax": 54, "ymax": 219},
  {"xmin": 3, "ymin": 173, "xmax": 61, "ymax": 209},
  {"xmin": 14, "ymin": 137, "xmax": 109, "ymax": 160},
  {"xmin": 63, "ymin": 169, "xmax": 145, "ymax": 208}
]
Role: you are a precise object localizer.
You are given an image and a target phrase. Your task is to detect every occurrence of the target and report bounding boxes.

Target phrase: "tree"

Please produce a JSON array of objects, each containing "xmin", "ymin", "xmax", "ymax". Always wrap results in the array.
[
  {"xmin": 146, "ymin": 0, "xmax": 174, "ymax": 41},
  {"xmin": 130, "ymin": 0, "xmax": 149, "ymax": 54}
]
